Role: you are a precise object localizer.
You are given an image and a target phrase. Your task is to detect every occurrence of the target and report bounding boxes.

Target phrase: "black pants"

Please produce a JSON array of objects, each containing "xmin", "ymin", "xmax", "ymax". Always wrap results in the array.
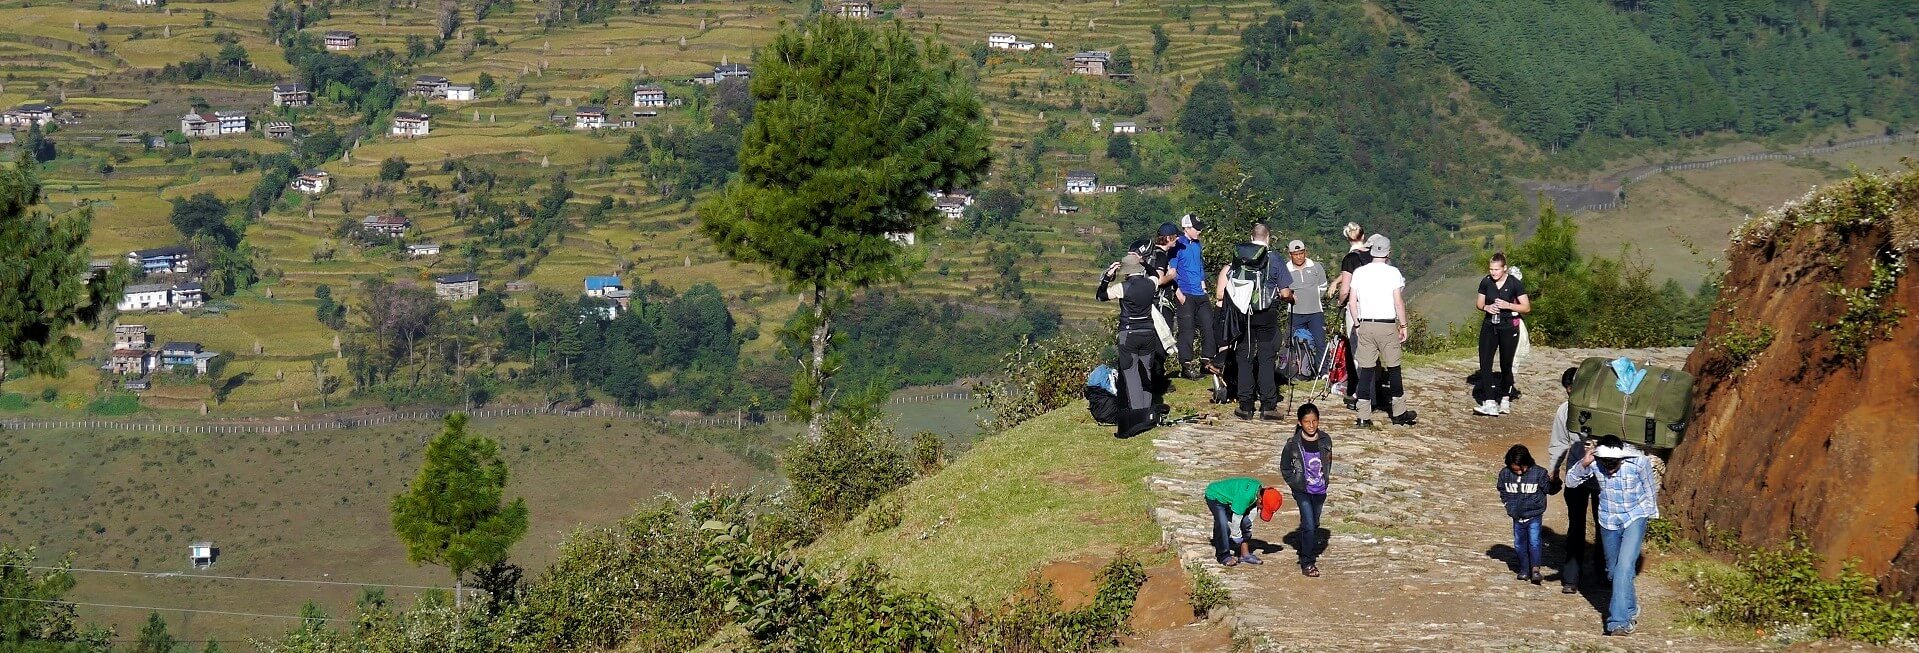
[
  {"xmin": 1475, "ymin": 322, "xmax": 1520, "ymax": 402},
  {"xmin": 1341, "ymin": 320, "xmax": 1359, "ymax": 399},
  {"xmin": 1175, "ymin": 295, "xmax": 1216, "ymax": 365},
  {"xmin": 1562, "ymin": 483, "xmax": 1603, "ymax": 587},
  {"xmin": 1236, "ymin": 314, "xmax": 1279, "ymax": 410},
  {"xmin": 1355, "ymin": 364, "xmax": 1404, "ymax": 416},
  {"xmin": 1115, "ymin": 330, "xmax": 1164, "ymax": 437}
]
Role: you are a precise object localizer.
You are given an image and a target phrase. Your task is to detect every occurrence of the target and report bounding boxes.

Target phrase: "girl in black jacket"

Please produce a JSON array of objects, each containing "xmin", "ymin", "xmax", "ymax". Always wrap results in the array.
[
  {"xmin": 1498, "ymin": 444, "xmax": 1550, "ymax": 584},
  {"xmin": 1098, "ymin": 253, "xmax": 1165, "ymax": 438},
  {"xmin": 1278, "ymin": 403, "xmax": 1332, "ymax": 576}
]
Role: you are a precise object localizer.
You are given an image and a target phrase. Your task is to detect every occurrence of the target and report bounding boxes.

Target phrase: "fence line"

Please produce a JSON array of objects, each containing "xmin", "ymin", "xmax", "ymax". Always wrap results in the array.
[
  {"xmin": 1531, "ymin": 132, "xmax": 1916, "ymax": 213},
  {"xmin": 0, "ymin": 392, "xmax": 973, "ymax": 434}
]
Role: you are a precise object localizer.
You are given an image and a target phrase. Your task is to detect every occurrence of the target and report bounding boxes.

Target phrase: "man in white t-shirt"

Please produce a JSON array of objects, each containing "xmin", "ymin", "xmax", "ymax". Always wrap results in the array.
[{"xmin": 1346, "ymin": 234, "xmax": 1417, "ymax": 427}]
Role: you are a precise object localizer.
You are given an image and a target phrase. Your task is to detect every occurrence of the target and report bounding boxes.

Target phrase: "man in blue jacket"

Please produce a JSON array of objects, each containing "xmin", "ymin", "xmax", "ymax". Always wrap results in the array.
[{"xmin": 1172, "ymin": 214, "xmax": 1212, "ymax": 379}]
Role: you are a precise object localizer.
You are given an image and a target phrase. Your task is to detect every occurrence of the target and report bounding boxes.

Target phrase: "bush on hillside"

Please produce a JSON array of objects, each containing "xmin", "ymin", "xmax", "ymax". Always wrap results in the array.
[
  {"xmin": 782, "ymin": 412, "xmax": 917, "ymax": 530},
  {"xmin": 1675, "ymin": 537, "xmax": 1918, "ymax": 646},
  {"xmin": 975, "ymin": 331, "xmax": 1108, "ymax": 433}
]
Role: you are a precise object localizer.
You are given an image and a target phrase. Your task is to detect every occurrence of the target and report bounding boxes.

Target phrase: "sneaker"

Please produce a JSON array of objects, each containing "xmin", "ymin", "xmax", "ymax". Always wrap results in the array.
[
  {"xmin": 1530, "ymin": 570, "xmax": 1543, "ymax": 585},
  {"xmin": 1499, "ymin": 397, "xmax": 1513, "ymax": 414},
  {"xmin": 1354, "ymin": 417, "xmax": 1374, "ymax": 428},
  {"xmin": 1240, "ymin": 552, "xmax": 1263, "ymax": 565},
  {"xmin": 1391, "ymin": 410, "xmax": 1419, "ymax": 426},
  {"xmin": 1605, "ymin": 624, "xmax": 1635, "ymax": 637},
  {"xmin": 1301, "ymin": 564, "xmax": 1320, "ymax": 577},
  {"xmin": 1473, "ymin": 400, "xmax": 1500, "ymax": 416},
  {"xmin": 1342, "ymin": 397, "xmax": 1358, "ymax": 411},
  {"xmin": 1517, "ymin": 572, "xmax": 1528, "ymax": 581},
  {"xmin": 1260, "ymin": 410, "xmax": 1287, "ymax": 422},
  {"xmin": 1561, "ymin": 584, "xmax": 1579, "ymax": 594},
  {"xmin": 1181, "ymin": 362, "xmax": 1202, "ymax": 380},
  {"xmin": 1233, "ymin": 407, "xmax": 1256, "ymax": 420}
]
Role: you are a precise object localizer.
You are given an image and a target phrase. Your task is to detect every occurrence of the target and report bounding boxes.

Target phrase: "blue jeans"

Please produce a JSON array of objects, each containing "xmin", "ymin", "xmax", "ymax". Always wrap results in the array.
[
  {"xmin": 1289, "ymin": 312, "xmax": 1327, "ymax": 373},
  {"xmin": 1599, "ymin": 517, "xmax": 1648, "ymax": 631},
  {"xmin": 1512, "ymin": 518, "xmax": 1542, "ymax": 573},
  {"xmin": 1292, "ymin": 491, "xmax": 1326, "ymax": 566},
  {"xmin": 1206, "ymin": 498, "xmax": 1252, "ymax": 561}
]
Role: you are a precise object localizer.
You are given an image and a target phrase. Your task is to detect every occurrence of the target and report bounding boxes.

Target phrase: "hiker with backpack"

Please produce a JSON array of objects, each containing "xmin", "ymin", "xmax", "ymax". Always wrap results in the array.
[
  {"xmin": 1547, "ymin": 366, "xmax": 1603, "ymax": 593},
  {"xmin": 1214, "ymin": 224, "xmax": 1294, "ymax": 421},
  {"xmin": 1564, "ymin": 435, "xmax": 1660, "ymax": 637},
  {"xmin": 1278, "ymin": 402, "xmax": 1332, "ymax": 577},
  {"xmin": 1498, "ymin": 444, "xmax": 1551, "ymax": 585},
  {"xmin": 1172, "ymin": 215, "xmax": 1215, "ymax": 380},
  {"xmin": 1203, "ymin": 476, "xmax": 1284, "ymax": 567},
  {"xmin": 1333, "ymin": 222, "xmax": 1371, "ymax": 409},
  {"xmin": 1097, "ymin": 252, "xmax": 1166, "ymax": 438},
  {"xmin": 1284, "ymin": 239, "xmax": 1329, "ymax": 373},
  {"xmin": 1345, "ymin": 234, "xmax": 1418, "ymax": 427},
  {"xmin": 1472, "ymin": 253, "xmax": 1531, "ymax": 416}
]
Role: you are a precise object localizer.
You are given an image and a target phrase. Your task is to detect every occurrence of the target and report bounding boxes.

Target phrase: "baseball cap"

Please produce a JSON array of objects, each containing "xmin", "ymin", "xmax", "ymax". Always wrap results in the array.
[
  {"xmin": 1593, "ymin": 445, "xmax": 1635, "ymax": 460},
  {"xmin": 1119, "ymin": 253, "xmax": 1146, "ymax": 277},
  {"xmin": 1157, "ymin": 222, "xmax": 1180, "ymax": 237},
  {"xmin": 1368, "ymin": 234, "xmax": 1391, "ymax": 258},
  {"xmin": 1180, "ymin": 214, "xmax": 1205, "ymax": 231},
  {"xmin": 1287, "ymin": 239, "xmax": 1306, "ymax": 253},
  {"xmin": 1258, "ymin": 486, "xmax": 1283, "ymax": 521}
]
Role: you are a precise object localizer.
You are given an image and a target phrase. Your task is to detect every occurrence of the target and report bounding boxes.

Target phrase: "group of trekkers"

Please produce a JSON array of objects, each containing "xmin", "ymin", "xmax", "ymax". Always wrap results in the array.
[
  {"xmin": 1095, "ymin": 218, "xmax": 1421, "ymax": 437},
  {"xmin": 1098, "ymin": 217, "xmax": 1657, "ymax": 636}
]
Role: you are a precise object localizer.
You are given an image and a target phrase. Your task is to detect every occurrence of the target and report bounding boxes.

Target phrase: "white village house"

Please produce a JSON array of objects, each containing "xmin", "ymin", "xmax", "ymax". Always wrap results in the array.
[
  {"xmin": 324, "ymin": 30, "xmax": 358, "ymax": 51},
  {"xmin": 215, "ymin": 110, "xmax": 248, "ymax": 135},
  {"xmin": 1065, "ymin": 170, "xmax": 1098, "ymax": 194},
  {"xmin": 271, "ymin": 83, "xmax": 310, "ymax": 107},
  {"xmin": 632, "ymin": 85, "xmax": 667, "ymax": 107},
  {"xmin": 412, "ymin": 75, "xmax": 451, "ymax": 97},
  {"xmin": 118, "ymin": 283, "xmax": 172, "ymax": 311},
  {"xmin": 1069, "ymin": 51, "xmax": 1112, "ymax": 76},
  {"xmin": 264, "ymin": 121, "xmax": 295, "ymax": 139},
  {"xmin": 291, "ymin": 170, "xmax": 330, "ymax": 194},
  {"xmin": 837, "ymin": 0, "xmax": 874, "ymax": 18},
  {"xmin": 391, "ymin": 111, "xmax": 430, "ymax": 137},
  {"xmin": 574, "ymin": 106, "xmax": 606, "ymax": 129},
  {"xmin": 3, "ymin": 103, "xmax": 56, "ymax": 129},
  {"xmin": 444, "ymin": 85, "xmax": 475, "ymax": 101},
  {"xmin": 988, "ymin": 32, "xmax": 1017, "ymax": 50},
  {"xmin": 361, "ymin": 214, "xmax": 411, "ymax": 236},
  {"xmin": 1113, "ymin": 121, "xmax": 1138, "ymax": 134},
  {"xmin": 407, "ymin": 243, "xmax": 442, "ymax": 257},
  {"xmin": 179, "ymin": 112, "xmax": 216, "ymax": 138}
]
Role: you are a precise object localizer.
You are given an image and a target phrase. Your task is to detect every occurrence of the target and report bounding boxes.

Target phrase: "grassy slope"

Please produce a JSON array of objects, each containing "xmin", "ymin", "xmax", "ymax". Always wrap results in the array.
[{"xmin": 808, "ymin": 404, "xmax": 1162, "ymax": 605}]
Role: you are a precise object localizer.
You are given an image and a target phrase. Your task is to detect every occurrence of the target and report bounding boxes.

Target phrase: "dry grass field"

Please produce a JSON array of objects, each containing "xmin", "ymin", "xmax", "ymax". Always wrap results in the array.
[{"xmin": 0, "ymin": 415, "xmax": 784, "ymax": 643}]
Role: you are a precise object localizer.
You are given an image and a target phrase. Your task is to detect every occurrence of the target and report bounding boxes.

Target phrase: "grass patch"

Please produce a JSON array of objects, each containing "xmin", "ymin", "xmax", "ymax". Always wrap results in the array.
[
  {"xmin": 807, "ymin": 406, "xmax": 1162, "ymax": 605},
  {"xmin": 1662, "ymin": 537, "xmax": 1919, "ymax": 646},
  {"xmin": 0, "ymin": 393, "xmax": 27, "ymax": 411},
  {"xmin": 84, "ymin": 394, "xmax": 142, "ymax": 416}
]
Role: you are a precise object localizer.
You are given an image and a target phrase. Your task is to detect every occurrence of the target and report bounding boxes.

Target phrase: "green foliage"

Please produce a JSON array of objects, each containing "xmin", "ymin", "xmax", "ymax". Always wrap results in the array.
[
  {"xmin": 1677, "ymin": 537, "xmax": 1918, "ymax": 645},
  {"xmin": 861, "ymin": 496, "xmax": 904, "ymax": 534},
  {"xmin": 829, "ymin": 292, "xmax": 1061, "ymax": 392},
  {"xmin": 1815, "ymin": 254, "xmax": 1907, "ymax": 366},
  {"xmin": 974, "ymin": 331, "xmax": 1108, "ymax": 434},
  {"xmin": 909, "ymin": 430, "xmax": 945, "ymax": 474},
  {"xmin": 1175, "ymin": 79, "xmax": 1235, "ymax": 140},
  {"xmin": 1509, "ymin": 203, "xmax": 1709, "ymax": 347},
  {"xmin": 1643, "ymin": 517, "xmax": 1679, "ymax": 552},
  {"xmin": 379, "ymin": 156, "xmax": 411, "ymax": 181},
  {"xmin": 1710, "ymin": 321, "xmax": 1775, "ymax": 375},
  {"xmin": 168, "ymin": 191, "xmax": 236, "ymax": 247},
  {"xmin": 390, "ymin": 413, "xmax": 530, "ymax": 581},
  {"xmin": 132, "ymin": 611, "xmax": 175, "ymax": 653},
  {"xmin": 699, "ymin": 17, "xmax": 990, "ymax": 434},
  {"xmin": 961, "ymin": 555, "xmax": 1147, "ymax": 651},
  {"xmin": 84, "ymin": 394, "xmax": 141, "ymax": 416},
  {"xmin": 782, "ymin": 411, "xmax": 917, "ymax": 529},
  {"xmin": 1185, "ymin": 563, "xmax": 1232, "ymax": 618},
  {"xmin": 0, "ymin": 162, "xmax": 129, "ymax": 392},
  {"xmin": 1392, "ymin": 0, "xmax": 1918, "ymax": 148},
  {"xmin": 0, "ymin": 393, "xmax": 26, "ymax": 410}
]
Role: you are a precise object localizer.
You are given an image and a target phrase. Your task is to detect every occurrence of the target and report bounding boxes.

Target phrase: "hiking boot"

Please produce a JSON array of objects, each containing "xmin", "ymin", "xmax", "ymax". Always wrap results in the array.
[
  {"xmin": 1239, "ymin": 552, "xmax": 1263, "ymax": 565},
  {"xmin": 1474, "ymin": 400, "xmax": 1500, "ymax": 416},
  {"xmin": 1259, "ymin": 409, "xmax": 1286, "ymax": 422},
  {"xmin": 1234, "ymin": 406, "xmax": 1256, "ymax": 421},
  {"xmin": 1391, "ymin": 410, "xmax": 1419, "ymax": 426},
  {"xmin": 1354, "ymin": 417, "xmax": 1374, "ymax": 428},
  {"xmin": 1499, "ymin": 397, "xmax": 1513, "ymax": 414},
  {"xmin": 1530, "ymin": 570, "xmax": 1543, "ymax": 585},
  {"xmin": 1342, "ymin": 396, "xmax": 1358, "ymax": 411},
  {"xmin": 1181, "ymin": 361, "xmax": 1201, "ymax": 380}
]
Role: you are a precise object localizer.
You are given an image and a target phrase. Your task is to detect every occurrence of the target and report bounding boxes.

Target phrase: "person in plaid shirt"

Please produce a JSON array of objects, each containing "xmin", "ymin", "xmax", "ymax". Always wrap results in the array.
[{"xmin": 1564, "ymin": 435, "xmax": 1659, "ymax": 637}]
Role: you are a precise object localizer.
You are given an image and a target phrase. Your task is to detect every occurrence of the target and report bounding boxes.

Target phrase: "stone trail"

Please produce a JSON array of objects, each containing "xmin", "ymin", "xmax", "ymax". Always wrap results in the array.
[{"xmin": 1143, "ymin": 347, "xmax": 1810, "ymax": 652}]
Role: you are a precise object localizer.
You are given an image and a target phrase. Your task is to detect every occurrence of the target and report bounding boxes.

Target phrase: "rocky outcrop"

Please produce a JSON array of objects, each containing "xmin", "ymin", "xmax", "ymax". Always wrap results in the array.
[{"xmin": 1667, "ymin": 168, "xmax": 1919, "ymax": 600}]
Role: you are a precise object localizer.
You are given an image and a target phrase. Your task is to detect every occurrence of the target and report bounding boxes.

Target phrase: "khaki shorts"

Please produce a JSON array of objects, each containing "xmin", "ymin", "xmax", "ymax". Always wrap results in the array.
[{"xmin": 1354, "ymin": 321, "xmax": 1402, "ymax": 368}]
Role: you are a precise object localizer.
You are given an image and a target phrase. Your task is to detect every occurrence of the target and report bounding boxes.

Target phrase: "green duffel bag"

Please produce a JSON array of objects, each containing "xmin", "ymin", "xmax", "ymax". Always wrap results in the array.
[{"xmin": 1567, "ymin": 356, "xmax": 1693, "ymax": 450}]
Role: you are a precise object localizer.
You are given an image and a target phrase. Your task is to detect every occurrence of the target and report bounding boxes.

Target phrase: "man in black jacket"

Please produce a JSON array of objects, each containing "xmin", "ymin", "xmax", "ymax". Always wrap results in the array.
[{"xmin": 1098, "ymin": 253, "xmax": 1164, "ymax": 437}]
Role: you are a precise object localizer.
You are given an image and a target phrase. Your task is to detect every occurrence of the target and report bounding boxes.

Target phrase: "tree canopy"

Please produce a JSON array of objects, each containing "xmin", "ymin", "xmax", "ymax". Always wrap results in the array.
[
  {"xmin": 0, "ymin": 162, "xmax": 128, "ymax": 391},
  {"xmin": 390, "ymin": 413, "xmax": 529, "ymax": 584}
]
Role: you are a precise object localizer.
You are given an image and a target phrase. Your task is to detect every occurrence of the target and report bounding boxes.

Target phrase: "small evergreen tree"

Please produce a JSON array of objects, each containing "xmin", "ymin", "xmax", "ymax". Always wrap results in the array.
[
  {"xmin": 0, "ymin": 162, "xmax": 129, "ymax": 392},
  {"xmin": 134, "ymin": 611, "xmax": 176, "ymax": 653},
  {"xmin": 390, "ymin": 413, "xmax": 529, "ymax": 605}
]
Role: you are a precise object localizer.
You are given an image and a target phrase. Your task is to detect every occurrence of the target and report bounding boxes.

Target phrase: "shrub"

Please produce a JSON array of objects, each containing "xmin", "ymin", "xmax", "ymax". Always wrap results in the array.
[
  {"xmin": 975, "ymin": 331, "xmax": 1107, "ymax": 433},
  {"xmin": 39, "ymin": 387, "xmax": 58, "ymax": 402},
  {"xmin": 861, "ymin": 496, "xmax": 903, "ymax": 534},
  {"xmin": 0, "ymin": 393, "xmax": 25, "ymax": 410},
  {"xmin": 1677, "ymin": 537, "xmax": 1918, "ymax": 645},
  {"xmin": 910, "ymin": 430, "xmax": 945, "ymax": 474},
  {"xmin": 1185, "ymin": 563, "xmax": 1232, "ymax": 618},
  {"xmin": 1815, "ymin": 254, "xmax": 1907, "ymax": 366},
  {"xmin": 85, "ymin": 394, "xmax": 140, "ymax": 416},
  {"xmin": 782, "ymin": 412, "xmax": 915, "ymax": 529},
  {"xmin": 960, "ymin": 555, "xmax": 1148, "ymax": 651},
  {"xmin": 1711, "ymin": 321, "xmax": 1775, "ymax": 376},
  {"xmin": 1643, "ymin": 517, "xmax": 1680, "ymax": 552}
]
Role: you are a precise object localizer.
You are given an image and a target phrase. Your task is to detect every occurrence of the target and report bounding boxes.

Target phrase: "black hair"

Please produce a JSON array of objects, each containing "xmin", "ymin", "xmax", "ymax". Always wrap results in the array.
[
  {"xmin": 1297, "ymin": 402, "xmax": 1319, "ymax": 421},
  {"xmin": 1504, "ymin": 444, "xmax": 1535, "ymax": 468},
  {"xmin": 1595, "ymin": 435, "xmax": 1623, "ymax": 449},
  {"xmin": 1561, "ymin": 366, "xmax": 1578, "ymax": 390},
  {"xmin": 1491, "ymin": 252, "xmax": 1508, "ymax": 265}
]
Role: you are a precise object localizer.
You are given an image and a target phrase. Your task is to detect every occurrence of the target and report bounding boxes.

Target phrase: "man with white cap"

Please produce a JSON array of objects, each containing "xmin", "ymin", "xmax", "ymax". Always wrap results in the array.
[
  {"xmin": 1097, "ymin": 252, "xmax": 1165, "ymax": 437},
  {"xmin": 1284, "ymin": 239, "xmax": 1329, "ymax": 369},
  {"xmin": 1345, "ymin": 233, "xmax": 1417, "ymax": 427},
  {"xmin": 1564, "ymin": 435, "xmax": 1659, "ymax": 637}
]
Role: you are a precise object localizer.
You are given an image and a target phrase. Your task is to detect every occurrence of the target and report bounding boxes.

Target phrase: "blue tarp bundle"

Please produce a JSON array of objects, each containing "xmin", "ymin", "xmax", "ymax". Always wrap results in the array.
[
  {"xmin": 1611, "ymin": 358, "xmax": 1647, "ymax": 394},
  {"xmin": 1087, "ymin": 364, "xmax": 1117, "ymax": 394}
]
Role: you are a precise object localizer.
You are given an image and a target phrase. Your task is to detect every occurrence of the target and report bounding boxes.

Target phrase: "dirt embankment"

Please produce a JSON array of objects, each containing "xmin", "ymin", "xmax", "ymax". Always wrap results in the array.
[{"xmin": 1666, "ymin": 170, "xmax": 1919, "ymax": 599}]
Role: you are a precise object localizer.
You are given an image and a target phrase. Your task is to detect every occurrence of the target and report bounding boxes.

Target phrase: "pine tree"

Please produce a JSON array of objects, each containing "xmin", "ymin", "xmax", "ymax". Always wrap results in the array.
[
  {"xmin": 390, "ymin": 413, "xmax": 528, "ymax": 606},
  {"xmin": 698, "ymin": 17, "xmax": 990, "ymax": 439},
  {"xmin": 133, "ymin": 611, "xmax": 175, "ymax": 653},
  {"xmin": 0, "ymin": 162, "xmax": 130, "ymax": 392}
]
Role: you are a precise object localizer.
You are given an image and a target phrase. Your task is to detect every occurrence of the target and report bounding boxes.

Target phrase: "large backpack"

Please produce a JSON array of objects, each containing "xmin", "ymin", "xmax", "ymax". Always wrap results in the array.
[
  {"xmin": 1226, "ymin": 243, "xmax": 1275, "ymax": 312},
  {"xmin": 1567, "ymin": 357, "xmax": 1693, "ymax": 450},
  {"xmin": 1085, "ymin": 365, "xmax": 1120, "ymax": 425}
]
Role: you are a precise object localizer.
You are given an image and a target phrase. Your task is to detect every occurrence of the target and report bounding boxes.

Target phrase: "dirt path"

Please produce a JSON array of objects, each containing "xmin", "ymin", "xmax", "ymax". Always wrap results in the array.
[{"xmin": 1144, "ymin": 347, "xmax": 1774, "ymax": 652}]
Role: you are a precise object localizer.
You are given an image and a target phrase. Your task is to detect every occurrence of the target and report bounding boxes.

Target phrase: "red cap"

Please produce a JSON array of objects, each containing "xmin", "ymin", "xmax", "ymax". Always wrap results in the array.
[{"xmin": 1258, "ymin": 487, "xmax": 1283, "ymax": 521}]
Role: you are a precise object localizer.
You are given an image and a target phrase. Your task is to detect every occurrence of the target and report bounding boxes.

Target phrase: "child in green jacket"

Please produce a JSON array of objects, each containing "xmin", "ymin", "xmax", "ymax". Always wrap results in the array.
[{"xmin": 1203, "ymin": 477, "xmax": 1282, "ymax": 567}]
